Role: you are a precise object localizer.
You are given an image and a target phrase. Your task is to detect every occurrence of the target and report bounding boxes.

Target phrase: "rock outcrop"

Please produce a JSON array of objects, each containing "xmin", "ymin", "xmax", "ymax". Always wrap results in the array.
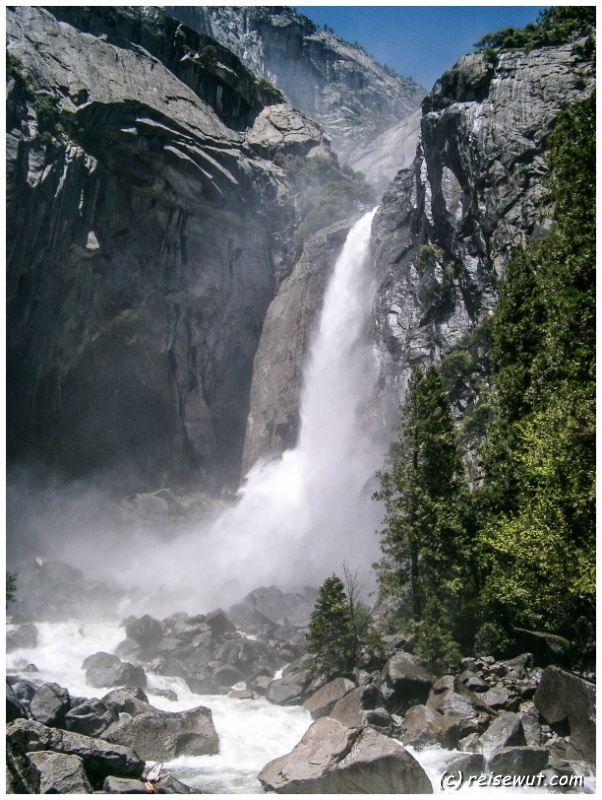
[
  {"xmin": 258, "ymin": 717, "xmax": 433, "ymax": 793},
  {"xmin": 6, "ymin": 5, "xmax": 330, "ymax": 493},
  {"xmin": 167, "ymin": 6, "xmax": 426, "ymax": 163},
  {"xmin": 370, "ymin": 43, "xmax": 595, "ymax": 417}
]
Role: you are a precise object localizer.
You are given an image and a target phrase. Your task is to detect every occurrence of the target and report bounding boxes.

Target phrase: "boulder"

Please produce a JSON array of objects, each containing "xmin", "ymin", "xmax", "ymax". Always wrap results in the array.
[
  {"xmin": 258, "ymin": 717, "xmax": 433, "ymax": 793},
  {"xmin": 29, "ymin": 682, "xmax": 70, "ymax": 727},
  {"xmin": 480, "ymin": 711, "xmax": 526, "ymax": 757},
  {"xmin": 303, "ymin": 677, "xmax": 355, "ymax": 719},
  {"xmin": 7, "ymin": 681, "xmax": 28, "ymax": 722},
  {"xmin": 64, "ymin": 698, "xmax": 117, "ymax": 737},
  {"xmin": 487, "ymin": 746, "xmax": 549, "ymax": 776},
  {"xmin": 381, "ymin": 652, "xmax": 436, "ymax": 713},
  {"xmin": 267, "ymin": 660, "xmax": 311, "ymax": 706},
  {"xmin": 85, "ymin": 652, "xmax": 147, "ymax": 690},
  {"xmin": 6, "ymin": 735, "xmax": 41, "ymax": 793},
  {"xmin": 442, "ymin": 752, "xmax": 485, "ymax": 779},
  {"xmin": 534, "ymin": 665, "xmax": 595, "ymax": 763},
  {"xmin": 28, "ymin": 751, "xmax": 93, "ymax": 794},
  {"xmin": 104, "ymin": 773, "xmax": 197, "ymax": 794},
  {"xmin": 101, "ymin": 687, "xmax": 153, "ymax": 717},
  {"xmin": 6, "ymin": 623, "xmax": 38, "ymax": 652},
  {"xmin": 124, "ymin": 614, "xmax": 163, "ymax": 650},
  {"xmin": 6, "ymin": 718, "xmax": 144, "ymax": 789},
  {"xmin": 328, "ymin": 686, "xmax": 394, "ymax": 732},
  {"xmin": 101, "ymin": 705, "xmax": 219, "ymax": 761},
  {"xmin": 205, "ymin": 609, "xmax": 236, "ymax": 637},
  {"xmin": 401, "ymin": 704, "xmax": 456, "ymax": 749}
]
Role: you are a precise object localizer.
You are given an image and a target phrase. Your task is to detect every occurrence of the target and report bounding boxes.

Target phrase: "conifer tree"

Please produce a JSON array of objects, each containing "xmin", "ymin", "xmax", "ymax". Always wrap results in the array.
[
  {"xmin": 374, "ymin": 365, "xmax": 469, "ymax": 662},
  {"xmin": 306, "ymin": 575, "xmax": 354, "ymax": 678}
]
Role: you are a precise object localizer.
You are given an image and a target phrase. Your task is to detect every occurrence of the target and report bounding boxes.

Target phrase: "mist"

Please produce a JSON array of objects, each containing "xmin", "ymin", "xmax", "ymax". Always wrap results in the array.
[{"xmin": 7, "ymin": 211, "xmax": 388, "ymax": 621}]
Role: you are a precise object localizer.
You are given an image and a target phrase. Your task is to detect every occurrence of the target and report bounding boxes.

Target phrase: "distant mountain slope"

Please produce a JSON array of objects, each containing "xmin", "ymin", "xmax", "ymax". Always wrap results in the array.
[{"xmin": 167, "ymin": 6, "xmax": 426, "ymax": 162}]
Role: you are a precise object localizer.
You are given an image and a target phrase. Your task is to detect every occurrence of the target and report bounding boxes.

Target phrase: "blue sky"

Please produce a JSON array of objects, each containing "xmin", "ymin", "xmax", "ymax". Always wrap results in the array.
[{"xmin": 297, "ymin": 6, "xmax": 547, "ymax": 89}]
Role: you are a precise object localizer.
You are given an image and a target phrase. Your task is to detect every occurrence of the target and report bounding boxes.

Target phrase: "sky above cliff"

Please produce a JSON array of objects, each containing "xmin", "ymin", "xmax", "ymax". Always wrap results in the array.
[{"xmin": 297, "ymin": 5, "xmax": 547, "ymax": 89}]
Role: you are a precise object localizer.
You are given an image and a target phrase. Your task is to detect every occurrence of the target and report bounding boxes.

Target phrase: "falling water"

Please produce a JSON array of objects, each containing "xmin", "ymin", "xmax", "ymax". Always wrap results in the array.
[
  {"xmin": 191, "ymin": 208, "xmax": 385, "ymax": 605},
  {"xmin": 34, "ymin": 209, "xmax": 386, "ymax": 615}
]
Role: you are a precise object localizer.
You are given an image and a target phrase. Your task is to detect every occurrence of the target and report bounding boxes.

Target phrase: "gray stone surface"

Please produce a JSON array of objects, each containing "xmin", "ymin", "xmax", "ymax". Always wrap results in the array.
[
  {"xmin": 258, "ymin": 717, "xmax": 433, "ymax": 793},
  {"xmin": 29, "ymin": 682, "xmax": 71, "ymax": 727},
  {"xmin": 6, "ymin": 5, "xmax": 329, "ymax": 493},
  {"xmin": 167, "ymin": 6, "xmax": 426, "ymax": 163},
  {"xmin": 370, "ymin": 43, "xmax": 595, "ymax": 428},
  {"xmin": 304, "ymin": 677, "xmax": 355, "ymax": 720},
  {"xmin": 28, "ymin": 751, "xmax": 93, "ymax": 794},
  {"xmin": 6, "ymin": 717, "xmax": 144, "ymax": 788},
  {"xmin": 534, "ymin": 666, "xmax": 596, "ymax": 764},
  {"xmin": 101, "ymin": 704, "xmax": 219, "ymax": 762}
]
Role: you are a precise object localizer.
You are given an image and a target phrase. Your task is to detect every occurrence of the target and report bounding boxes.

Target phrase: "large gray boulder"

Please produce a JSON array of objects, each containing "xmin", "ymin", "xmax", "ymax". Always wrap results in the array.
[
  {"xmin": 381, "ymin": 652, "xmax": 436, "ymax": 714},
  {"xmin": 29, "ymin": 682, "xmax": 71, "ymax": 727},
  {"xmin": 28, "ymin": 751, "xmax": 93, "ymax": 794},
  {"xmin": 84, "ymin": 652, "xmax": 147, "ymax": 690},
  {"xmin": 303, "ymin": 677, "xmax": 355, "ymax": 720},
  {"xmin": 6, "ymin": 623, "xmax": 38, "ymax": 652},
  {"xmin": 101, "ymin": 705, "xmax": 219, "ymax": 762},
  {"xmin": 487, "ymin": 746, "xmax": 549, "ymax": 776},
  {"xmin": 258, "ymin": 717, "xmax": 433, "ymax": 793},
  {"xmin": 6, "ymin": 718, "xmax": 144, "ymax": 788},
  {"xmin": 480, "ymin": 711, "xmax": 526, "ymax": 758},
  {"xmin": 64, "ymin": 698, "xmax": 117, "ymax": 737},
  {"xmin": 533, "ymin": 666, "xmax": 596, "ymax": 763}
]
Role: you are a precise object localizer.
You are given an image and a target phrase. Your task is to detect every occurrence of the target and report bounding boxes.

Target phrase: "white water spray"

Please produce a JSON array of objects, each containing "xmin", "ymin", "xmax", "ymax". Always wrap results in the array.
[
  {"xmin": 190, "ymin": 209, "xmax": 385, "ymax": 605},
  {"xmin": 41, "ymin": 210, "xmax": 386, "ymax": 614}
]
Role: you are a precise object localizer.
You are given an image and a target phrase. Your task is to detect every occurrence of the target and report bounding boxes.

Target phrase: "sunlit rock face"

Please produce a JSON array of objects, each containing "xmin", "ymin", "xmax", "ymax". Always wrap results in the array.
[
  {"xmin": 167, "ymin": 6, "xmax": 426, "ymax": 164},
  {"xmin": 6, "ymin": 6, "xmax": 330, "ymax": 492},
  {"xmin": 370, "ymin": 44, "xmax": 595, "ymax": 418}
]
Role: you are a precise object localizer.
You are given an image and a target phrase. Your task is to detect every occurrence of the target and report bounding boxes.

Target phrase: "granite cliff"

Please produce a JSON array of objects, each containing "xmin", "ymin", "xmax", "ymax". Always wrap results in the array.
[
  {"xmin": 370, "ymin": 42, "xmax": 595, "ymax": 422},
  {"xmin": 242, "ymin": 38, "xmax": 594, "ymax": 464},
  {"xmin": 166, "ymin": 5, "xmax": 426, "ymax": 166},
  {"xmin": 6, "ymin": 5, "xmax": 334, "ymax": 492},
  {"xmin": 6, "ymin": 7, "xmax": 594, "ymax": 497}
]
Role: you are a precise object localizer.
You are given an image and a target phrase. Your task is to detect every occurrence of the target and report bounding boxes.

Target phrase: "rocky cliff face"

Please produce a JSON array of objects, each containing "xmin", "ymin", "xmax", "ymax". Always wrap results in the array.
[
  {"xmin": 241, "ymin": 40, "xmax": 594, "ymax": 465},
  {"xmin": 167, "ymin": 6, "xmax": 426, "ymax": 164},
  {"xmin": 370, "ymin": 42, "xmax": 595, "ymax": 420},
  {"xmin": 6, "ymin": 6, "xmax": 331, "ymax": 492}
]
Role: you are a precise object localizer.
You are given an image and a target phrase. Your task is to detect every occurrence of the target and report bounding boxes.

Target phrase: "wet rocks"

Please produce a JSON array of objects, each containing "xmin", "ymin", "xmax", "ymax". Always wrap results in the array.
[
  {"xmin": 381, "ymin": 652, "xmax": 436, "ymax": 714},
  {"xmin": 6, "ymin": 717, "xmax": 145, "ymax": 789},
  {"xmin": 29, "ymin": 682, "xmax": 71, "ymax": 727},
  {"xmin": 258, "ymin": 717, "xmax": 433, "ymax": 793},
  {"xmin": 534, "ymin": 666, "xmax": 596, "ymax": 763},
  {"xmin": 83, "ymin": 652, "xmax": 147, "ymax": 690},
  {"xmin": 27, "ymin": 751, "xmax": 93, "ymax": 794},
  {"xmin": 6, "ymin": 623, "xmax": 38, "ymax": 652},
  {"xmin": 101, "ymin": 704, "xmax": 219, "ymax": 762},
  {"xmin": 64, "ymin": 698, "xmax": 117, "ymax": 737}
]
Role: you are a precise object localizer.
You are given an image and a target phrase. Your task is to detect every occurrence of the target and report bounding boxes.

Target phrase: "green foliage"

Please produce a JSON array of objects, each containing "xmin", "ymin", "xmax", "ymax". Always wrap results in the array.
[
  {"xmin": 414, "ymin": 598, "xmax": 461, "ymax": 671},
  {"xmin": 258, "ymin": 76, "xmax": 285, "ymax": 102},
  {"xmin": 374, "ymin": 366, "xmax": 471, "ymax": 661},
  {"xmin": 275, "ymin": 154, "xmax": 374, "ymax": 254},
  {"xmin": 475, "ymin": 92, "xmax": 596, "ymax": 641},
  {"xmin": 475, "ymin": 7, "xmax": 596, "ymax": 53},
  {"xmin": 6, "ymin": 572, "xmax": 17, "ymax": 609},
  {"xmin": 473, "ymin": 621, "xmax": 514, "ymax": 659},
  {"xmin": 198, "ymin": 44, "xmax": 218, "ymax": 65},
  {"xmin": 7, "ymin": 51, "xmax": 34, "ymax": 99},
  {"xmin": 416, "ymin": 243, "xmax": 445, "ymax": 268},
  {"xmin": 306, "ymin": 568, "xmax": 381, "ymax": 679},
  {"xmin": 34, "ymin": 94, "xmax": 66, "ymax": 145}
]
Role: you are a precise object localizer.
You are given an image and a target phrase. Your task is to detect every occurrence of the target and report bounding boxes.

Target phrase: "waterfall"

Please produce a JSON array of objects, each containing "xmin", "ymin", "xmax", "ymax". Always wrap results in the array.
[
  {"xmin": 192, "ymin": 208, "xmax": 385, "ymax": 605},
  {"xmin": 73, "ymin": 209, "xmax": 386, "ymax": 615}
]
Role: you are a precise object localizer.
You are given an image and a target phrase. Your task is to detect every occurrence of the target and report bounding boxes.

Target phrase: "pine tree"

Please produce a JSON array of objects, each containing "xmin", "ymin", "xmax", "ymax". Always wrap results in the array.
[
  {"xmin": 374, "ymin": 365, "xmax": 469, "ymax": 661},
  {"xmin": 306, "ymin": 575, "xmax": 354, "ymax": 679},
  {"xmin": 475, "ymin": 93, "xmax": 595, "ymax": 644}
]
